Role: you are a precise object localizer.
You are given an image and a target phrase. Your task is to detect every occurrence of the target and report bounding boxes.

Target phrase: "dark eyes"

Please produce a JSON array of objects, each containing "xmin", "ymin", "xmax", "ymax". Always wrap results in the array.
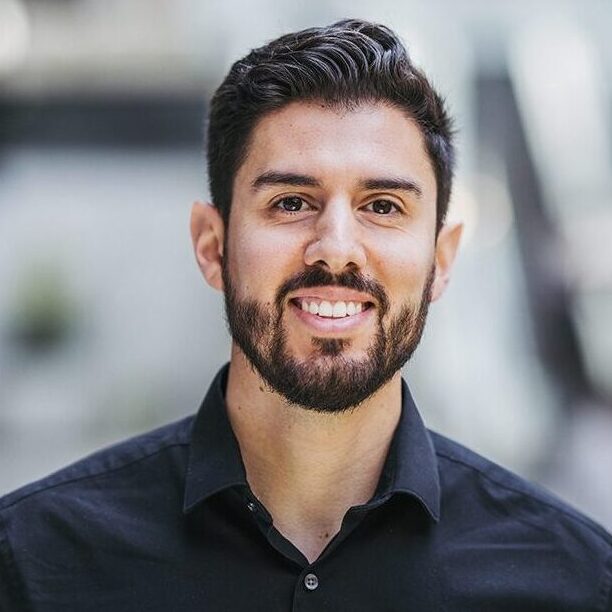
[
  {"xmin": 276, "ymin": 196, "xmax": 308, "ymax": 213},
  {"xmin": 368, "ymin": 199, "xmax": 396, "ymax": 215},
  {"xmin": 274, "ymin": 197, "xmax": 400, "ymax": 216}
]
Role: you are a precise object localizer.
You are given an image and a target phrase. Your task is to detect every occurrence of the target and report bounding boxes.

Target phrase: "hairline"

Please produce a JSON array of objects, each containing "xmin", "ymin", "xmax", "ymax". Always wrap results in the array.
[{"xmin": 224, "ymin": 97, "xmax": 439, "ymax": 229}]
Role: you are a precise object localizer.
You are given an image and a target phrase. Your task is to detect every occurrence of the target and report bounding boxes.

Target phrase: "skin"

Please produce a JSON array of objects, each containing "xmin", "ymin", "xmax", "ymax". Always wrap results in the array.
[{"xmin": 191, "ymin": 100, "xmax": 462, "ymax": 562}]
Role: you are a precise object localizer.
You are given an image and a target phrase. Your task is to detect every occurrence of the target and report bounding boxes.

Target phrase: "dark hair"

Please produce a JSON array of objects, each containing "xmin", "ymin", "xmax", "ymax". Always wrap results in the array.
[{"xmin": 207, "ymin": 18, "xmax": 455, "ymax": 233}]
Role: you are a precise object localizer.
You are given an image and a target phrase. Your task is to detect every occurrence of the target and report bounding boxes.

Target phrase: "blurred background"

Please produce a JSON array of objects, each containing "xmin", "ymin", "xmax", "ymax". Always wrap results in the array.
[{"xmin": 0, "ymin": 0, "xmax": 611, "ymax": 529}]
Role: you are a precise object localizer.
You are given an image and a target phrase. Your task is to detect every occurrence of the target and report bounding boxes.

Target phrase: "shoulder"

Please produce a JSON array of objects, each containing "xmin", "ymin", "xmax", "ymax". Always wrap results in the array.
[
  {"xmin": 431, "ymin": 430, "xmax": 612, "ymax": 546},
  {"xmin": 0, "ymin": 416, "xmax": 195, "ymax": 608},
  {"xmin": 0, "ymin": 415, "xmax": 194, "ymax": 515},
  {"xmin": 430, "ymin": 430, "xmax": 612, "ymax": 606}
]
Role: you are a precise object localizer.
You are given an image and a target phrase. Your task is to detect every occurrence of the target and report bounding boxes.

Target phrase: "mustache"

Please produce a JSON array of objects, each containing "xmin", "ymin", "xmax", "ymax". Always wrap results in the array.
[{"xmin": 276, "ymin": 266, "xmax": 389, "ymax": 316}]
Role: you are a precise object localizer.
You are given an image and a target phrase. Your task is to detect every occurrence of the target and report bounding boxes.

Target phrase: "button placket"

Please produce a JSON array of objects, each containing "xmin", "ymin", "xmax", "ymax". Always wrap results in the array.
[{"xmin": 304, "ymin": 573, "xmax": 319, "ymax": 591}]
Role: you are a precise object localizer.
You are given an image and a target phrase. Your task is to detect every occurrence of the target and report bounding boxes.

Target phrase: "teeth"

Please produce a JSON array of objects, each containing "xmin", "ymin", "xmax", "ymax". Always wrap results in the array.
[
  {"xmin": 319, "ymin": 301, "xmax": 333, "ymax": 317},
  {"xmin": 298, "ymin": 299, "xmax": 366, "ymax": 318},
  {"xmin": 332, "ymin": 302, "xmax": 347, "ymax": 318}
]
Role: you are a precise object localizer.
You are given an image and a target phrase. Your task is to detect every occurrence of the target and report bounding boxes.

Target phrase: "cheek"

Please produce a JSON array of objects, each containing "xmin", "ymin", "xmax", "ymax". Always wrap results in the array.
[
  {"xmin": 369, "ymin": 233, "xmax": 434, "ymax": 292},
  {"xmin": 227, "ymin": 228, "xmax": 304, "ymax": 299}
]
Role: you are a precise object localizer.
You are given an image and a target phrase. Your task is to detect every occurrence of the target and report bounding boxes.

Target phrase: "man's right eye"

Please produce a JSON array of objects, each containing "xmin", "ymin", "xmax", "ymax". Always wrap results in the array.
[{"xmin": 275, "ymin": 196, "xmax": 307, "ymax": 212}]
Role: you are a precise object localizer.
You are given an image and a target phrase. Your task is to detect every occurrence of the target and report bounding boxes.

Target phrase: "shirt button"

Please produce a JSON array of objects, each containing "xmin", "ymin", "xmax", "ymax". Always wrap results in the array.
[
  {"xmin": 304, "ymin": 573, "xmax": 319, "ymax": 591},
  {"xmin": 247, "ymin": 501, "xmax": 256, "ymax": 512}
]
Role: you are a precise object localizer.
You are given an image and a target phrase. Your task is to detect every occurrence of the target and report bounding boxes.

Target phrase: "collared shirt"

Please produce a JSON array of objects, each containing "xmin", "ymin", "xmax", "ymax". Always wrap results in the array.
[{"xmin": 1, "ymin": 365, "xmax": 611, "ymax": 611}]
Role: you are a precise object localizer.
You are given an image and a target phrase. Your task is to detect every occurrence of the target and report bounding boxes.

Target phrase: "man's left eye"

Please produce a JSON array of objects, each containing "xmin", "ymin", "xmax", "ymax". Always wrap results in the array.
[{"xmin": 367, "ymin": 199, "xmax": 397, "ymax": 215}]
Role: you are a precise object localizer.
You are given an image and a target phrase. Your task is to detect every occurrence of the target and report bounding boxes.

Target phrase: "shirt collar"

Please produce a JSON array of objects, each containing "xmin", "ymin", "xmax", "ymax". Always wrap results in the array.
[
  {"xmin": 372, "ymin": 379, "xmax": 441, "ymax": 522},
  {"xmin": 184, "ymin": 365, "xmax": 440, "ymax": 523},
  {"xmin": 183, "ymin": 365, "xmax": 246, "ymax": 512}
]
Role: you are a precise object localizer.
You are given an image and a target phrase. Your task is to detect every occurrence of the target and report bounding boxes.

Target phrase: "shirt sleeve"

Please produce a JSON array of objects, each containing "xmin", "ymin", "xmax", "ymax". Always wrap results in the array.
[
  {"xmin": 604, "ymin": 553, "xmax": 612, "ymax": 612},
  {"xmin": 0, "ymin": 513, "xmax": 28, "ymax": 612}
]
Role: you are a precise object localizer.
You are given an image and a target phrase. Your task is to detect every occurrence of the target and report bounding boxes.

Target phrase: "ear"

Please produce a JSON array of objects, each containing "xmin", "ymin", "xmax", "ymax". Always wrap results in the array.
[
  {"xmin": 190, "ymin": 201, "xmax": 225, "ymax": 292},
  {"xmin": 430, "ymin": 221, "xmax": 463, "ymax": 302}
]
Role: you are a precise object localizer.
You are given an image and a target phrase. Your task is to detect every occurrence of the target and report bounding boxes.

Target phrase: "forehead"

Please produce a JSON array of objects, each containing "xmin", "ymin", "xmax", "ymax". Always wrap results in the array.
[{"xmin": 235, "ymin": 101, "xmax": 436, "ymax": 197}]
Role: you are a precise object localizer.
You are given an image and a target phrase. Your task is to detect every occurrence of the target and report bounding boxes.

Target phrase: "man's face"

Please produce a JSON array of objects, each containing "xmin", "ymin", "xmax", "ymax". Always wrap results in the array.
[{"xmin": 222, "ymin": 101, "xmax": 441, "ymax": 412}]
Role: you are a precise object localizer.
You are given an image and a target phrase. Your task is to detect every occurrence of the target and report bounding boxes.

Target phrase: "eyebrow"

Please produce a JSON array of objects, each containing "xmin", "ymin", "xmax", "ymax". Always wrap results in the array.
[
  {"xmin": 360, "ymin": 177, "xmax": 423, "ymax": 199},
  {"xmin": 251, "ymin": 170, "xmax": 423, "ymax": 199},
  {"xmin": 251, "ymin": 172, "xmax": 321, "ymax": 191}
]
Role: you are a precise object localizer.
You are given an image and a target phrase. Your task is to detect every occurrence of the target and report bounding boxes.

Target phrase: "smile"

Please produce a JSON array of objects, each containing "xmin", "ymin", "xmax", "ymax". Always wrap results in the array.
[{"xmin": 291, "ymin": 298, "xmax": 373, "ymax": 319}]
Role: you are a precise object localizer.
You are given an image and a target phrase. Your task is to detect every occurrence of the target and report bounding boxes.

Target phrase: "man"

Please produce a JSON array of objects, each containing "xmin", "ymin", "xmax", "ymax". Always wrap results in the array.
[{"xmin": 1, "ymin": 18, "xmax": 610, "ymax": 611}]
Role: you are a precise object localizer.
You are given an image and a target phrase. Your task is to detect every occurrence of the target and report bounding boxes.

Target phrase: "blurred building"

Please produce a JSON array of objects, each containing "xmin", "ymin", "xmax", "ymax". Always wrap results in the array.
[{"xmin": 0, "ymin": 0, "xmax": 611, "ymax": 529}]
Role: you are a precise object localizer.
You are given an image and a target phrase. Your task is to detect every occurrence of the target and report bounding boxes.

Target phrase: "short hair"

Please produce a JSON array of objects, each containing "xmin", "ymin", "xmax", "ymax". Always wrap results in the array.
[{"xmin": 207, "ymin": 18, "xmax": 455, "ymax": 234}]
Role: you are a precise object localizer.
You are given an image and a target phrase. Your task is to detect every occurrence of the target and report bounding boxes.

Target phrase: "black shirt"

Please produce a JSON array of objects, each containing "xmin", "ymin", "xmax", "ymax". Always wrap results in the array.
[{"xmin": 1, "ymin": 365, "xmax": 611, "ymax": 611}]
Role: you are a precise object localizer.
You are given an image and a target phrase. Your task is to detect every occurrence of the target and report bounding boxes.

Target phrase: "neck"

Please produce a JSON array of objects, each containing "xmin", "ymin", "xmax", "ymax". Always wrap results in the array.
[{"xmin": 225, "ymin": 348, "xmax": 402, "ymax": 562}]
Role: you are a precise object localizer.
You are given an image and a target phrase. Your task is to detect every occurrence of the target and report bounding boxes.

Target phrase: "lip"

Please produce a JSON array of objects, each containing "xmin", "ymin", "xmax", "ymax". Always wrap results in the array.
[
  {"xmin": 289, "ymin": 286, "xmax": 375, "ymax": 305},
  {"xmin": 288, "ymin": 299, "xmax": 376, "ymax": 335}
]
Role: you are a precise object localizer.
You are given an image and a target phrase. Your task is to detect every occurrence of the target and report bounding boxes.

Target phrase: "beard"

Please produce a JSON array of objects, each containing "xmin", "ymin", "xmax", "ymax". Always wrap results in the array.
[{"xmin": 222, "ymin": 261, "xmax": 434, "ymax": 413}]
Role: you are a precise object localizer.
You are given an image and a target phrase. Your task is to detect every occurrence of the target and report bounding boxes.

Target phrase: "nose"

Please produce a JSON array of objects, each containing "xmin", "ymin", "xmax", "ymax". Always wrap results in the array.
[{"xmin": 303, "ymin": 199, "xmax": 367, "ymax": 273}]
